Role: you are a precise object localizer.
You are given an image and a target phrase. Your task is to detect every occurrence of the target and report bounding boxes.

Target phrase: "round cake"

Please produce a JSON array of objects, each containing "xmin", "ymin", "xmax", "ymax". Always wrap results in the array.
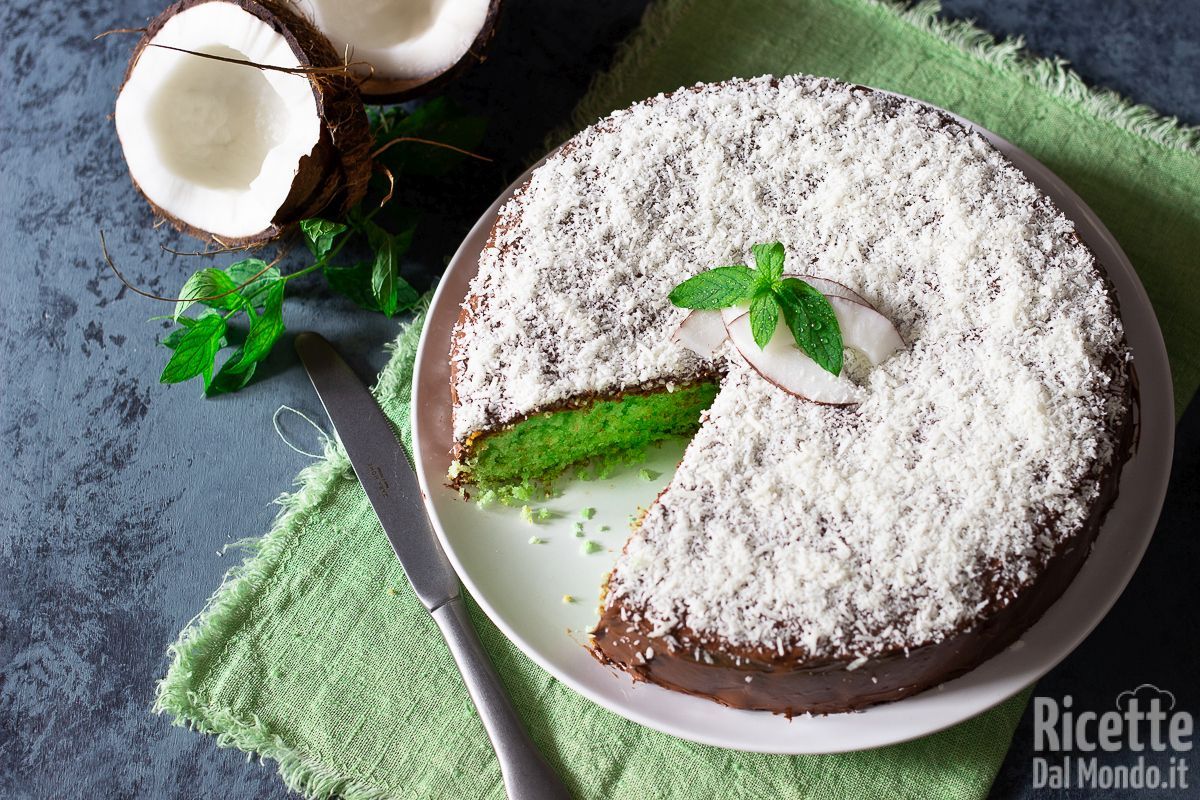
[{"xmin": 450, "ymin": 75, "xmax": 1133, "ymax": 714}]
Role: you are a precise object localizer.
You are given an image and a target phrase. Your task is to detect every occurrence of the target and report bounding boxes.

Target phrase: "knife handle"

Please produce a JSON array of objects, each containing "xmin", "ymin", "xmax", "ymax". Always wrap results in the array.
[{"xmin": 431, "ymin": 595, "xmax": 573, "ymax": 800}]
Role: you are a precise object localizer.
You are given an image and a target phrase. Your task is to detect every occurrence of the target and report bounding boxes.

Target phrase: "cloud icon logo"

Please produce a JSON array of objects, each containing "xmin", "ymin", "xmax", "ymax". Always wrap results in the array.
[{"xmin": 1115, "ymin": 683, "xmax": 1176, "ymax": 713}]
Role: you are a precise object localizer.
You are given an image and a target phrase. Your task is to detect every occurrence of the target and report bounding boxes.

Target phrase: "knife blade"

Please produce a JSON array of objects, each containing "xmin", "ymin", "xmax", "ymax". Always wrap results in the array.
[
  {"xmin": 294, "ymin": 331, "xmax": 459, "ymax": 611},
  {"xmin": 294, "ymin": 332, "xmax": 571, "ymax": 800}
]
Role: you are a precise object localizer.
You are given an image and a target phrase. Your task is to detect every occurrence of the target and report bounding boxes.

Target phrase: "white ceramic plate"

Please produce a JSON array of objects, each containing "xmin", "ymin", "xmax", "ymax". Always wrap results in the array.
[{"xmin": 411, "ymin": 95, "xmax": 1174, "ymax": 754}]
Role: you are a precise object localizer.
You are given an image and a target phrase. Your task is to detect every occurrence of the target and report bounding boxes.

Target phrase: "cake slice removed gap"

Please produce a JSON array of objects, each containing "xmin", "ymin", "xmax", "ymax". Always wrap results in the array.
[{"xmin": 450, "ymin": 379, "xmax": 719, "ymax": 495}]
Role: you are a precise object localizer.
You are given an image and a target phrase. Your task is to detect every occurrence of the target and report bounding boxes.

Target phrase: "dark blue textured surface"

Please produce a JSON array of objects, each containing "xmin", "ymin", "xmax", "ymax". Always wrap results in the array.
[{"xmin": 0, "ymin": 2, "xmax": 1196, "ymax": 798}]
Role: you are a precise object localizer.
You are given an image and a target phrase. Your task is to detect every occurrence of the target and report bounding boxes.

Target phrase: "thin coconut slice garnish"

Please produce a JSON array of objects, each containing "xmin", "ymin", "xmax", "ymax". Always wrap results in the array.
[
  {"xmin": 780, "ymin": 276, "xmax": 905, "ymax": 364},
  {"xmin": 114, "ymin": 0, "xmax": 371, "ymax": 244},
  {"xmin": 825, "ymin": 296, "xmax": 905, "ymax": 365},
  {"xmin": 672, "ymin": 281, "xmax": 905, "ymax": 404},
  {"xmin": 298, "ymin": 0, "xmax": 500, "ymax": 102},
  {"xmin": 789, "ymin": 274, "xmax": 869, "ymax": 307},
  {"xmin": 672, "ymin": 309, "xmax": 727, "ymax": 359},
  {"xmin": 724, "ymin": 311, "xmax": 863, "ymax": 405}
]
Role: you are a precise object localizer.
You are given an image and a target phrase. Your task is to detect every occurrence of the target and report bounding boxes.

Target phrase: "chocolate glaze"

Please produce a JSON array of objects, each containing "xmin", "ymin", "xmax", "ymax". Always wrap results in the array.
[{"xmin": 590, "ymin": 379, "xmax": 1135, "ymax": 716}]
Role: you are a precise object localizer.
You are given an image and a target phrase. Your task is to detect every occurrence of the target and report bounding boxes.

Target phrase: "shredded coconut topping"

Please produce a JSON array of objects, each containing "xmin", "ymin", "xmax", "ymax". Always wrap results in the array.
[{"xmin": 451, "ymin": 75, "xmax": 1129, "ymax": 659}]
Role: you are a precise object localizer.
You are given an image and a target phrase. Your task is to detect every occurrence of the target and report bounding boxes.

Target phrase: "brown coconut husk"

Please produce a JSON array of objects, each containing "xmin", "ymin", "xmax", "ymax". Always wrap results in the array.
[
  {"xmin": 355, "ymin": 0, "xmax": 503, "ymax": 105},
  {"xmin": 119, "ymin": 0, "xmax": 372, "ymax": 246}
]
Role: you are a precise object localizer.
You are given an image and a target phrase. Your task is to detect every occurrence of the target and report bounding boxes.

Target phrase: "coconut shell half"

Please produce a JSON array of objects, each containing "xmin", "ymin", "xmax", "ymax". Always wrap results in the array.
[
  {"xmin": 298, "ymin": 0, "xmax": 503, "ymax": 105},
  {"xmin": 114, "ymin": 0, "xmax": 371, "ymax": 246},
  {"xmin": 365, "ymin": 0, "xmax": 501, "ymax": 104}
]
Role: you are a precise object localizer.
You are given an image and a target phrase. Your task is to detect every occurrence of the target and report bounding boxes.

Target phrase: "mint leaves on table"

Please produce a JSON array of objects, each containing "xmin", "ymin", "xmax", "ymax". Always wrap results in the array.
[
  {"xmin": 156, "ymin": 98, "xmax": 488, "ymax": 396},
  {"xmin": 667, "ymin": 241, "xmax": 844, "ymax": 375},
  {"xmin": 299, "ymin": 218, "xmax": 346, "ymax": 259},
  {"xmin": 159, "ymin": 257, "xmax": 286, "ymax": 395},
  {"xmin": 161, "ymin": 313, "xmax": 226, "ymax": 386}
]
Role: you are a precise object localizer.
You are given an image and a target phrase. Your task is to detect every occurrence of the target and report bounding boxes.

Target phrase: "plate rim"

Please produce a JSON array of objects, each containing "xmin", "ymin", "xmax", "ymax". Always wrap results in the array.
[{"xmin": 410, "ymin": 89, "xmax": 1175, "ymax": 754}]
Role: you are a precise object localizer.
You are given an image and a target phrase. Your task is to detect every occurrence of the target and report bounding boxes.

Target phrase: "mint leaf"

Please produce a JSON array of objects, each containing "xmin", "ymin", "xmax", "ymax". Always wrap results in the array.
[
  {"xmin": 161, "ymin": 311, "xmax": 219, "ymax": 349},
  {"xmin": 207, "ymin": 351, "xmax": 257, "ymax": 396},
  {"xmin": 326, "ymin": 260, "xmax": 421, "ymax": 315},
  {"xmin": 369, "ymin": 227, "xmax": 398, "ymax": 316},
  {"xmin": 749, "ymin": 292, "xmax": 780, "ymax": 350},
  {"xmin": 161, "ymin": 326, "xmax": 190, "ymax": 350},
  {"xmin": 752, "ymin": 241, "xmax": 785, "ymax": 285},
  {"xmin": 228, "ymin": 279, "xmax": 284, "ymax": 372},
  {"xmin": 160, "ymin": 314, "xmax": 225, "ymax": 385},
  {"xmin": 392, "ymin": 277, "xmax": 421, "ymax": 314},
  {"xmin": 226, "ymin": 259, "xmax": 280, "ymax": 307},
  {"xmin": 668, "ymin": 266, "xmax": 755, "ymax": 309},
  {"xmin": 777, "ymin": 277, "xmax": 843, "ymax": 375},
  {"xmin": 366, "ymin": 221, "xmax": 416, "ymax": 317},
  {"xmin": 174, "ymin": 268, "xmax": 242, "ymax": 319},
  {"xmin": 324, "ymin": 260, "xmax": 382, "ymax": 312},
  {"xmin": 199, "ymin": 281, "xmax": 284, "ymax": 395},
  {"xmin": 300, "ymin": 218, "xmax": 348, "ymax": 259}
]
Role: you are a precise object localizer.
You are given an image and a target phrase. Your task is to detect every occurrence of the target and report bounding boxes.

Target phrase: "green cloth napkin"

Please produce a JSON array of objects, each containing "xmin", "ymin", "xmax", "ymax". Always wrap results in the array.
[{"xmin": 157, "ymin": 1, "xmax": 1200, "ymax": 798}]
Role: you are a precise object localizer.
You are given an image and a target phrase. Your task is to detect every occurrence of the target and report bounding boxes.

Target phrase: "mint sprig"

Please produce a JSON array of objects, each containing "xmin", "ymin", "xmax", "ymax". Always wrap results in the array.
[
  {"xmin": 158, "ymin": 213, "xmax": 402, "ymax": 397},
  {"xmin": 667, "ymin": 241, "xmax": 844, "ymax": 375},
  {"xmin": 155, "ymin": 98, "xmax": 488, "ymax": 396},
  {"xmin": 159, "ymin": 257, "xmax": 288, "ymax": 396}
]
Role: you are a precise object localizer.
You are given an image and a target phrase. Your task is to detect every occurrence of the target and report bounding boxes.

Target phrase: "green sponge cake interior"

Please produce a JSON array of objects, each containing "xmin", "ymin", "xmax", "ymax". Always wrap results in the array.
[{"xmin": 451, "ymin": 380, "xmax": 717, "ymax": 492}]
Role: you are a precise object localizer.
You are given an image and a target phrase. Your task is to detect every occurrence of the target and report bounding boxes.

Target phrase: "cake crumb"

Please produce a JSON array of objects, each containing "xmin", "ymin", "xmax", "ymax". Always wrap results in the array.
[{"xmin": 562, "ymin": 594, "xmax": 575, "ymax": 604}]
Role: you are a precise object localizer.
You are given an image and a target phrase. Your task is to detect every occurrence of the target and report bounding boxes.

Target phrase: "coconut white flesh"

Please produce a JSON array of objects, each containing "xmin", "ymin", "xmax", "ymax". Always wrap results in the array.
[
  {"xmin": 672, "ymin": 309, "xmax": 726, "ymax": 358},
  {"xmin": 723, "ymin": 311, "xmax": 863, "ymax": 405},
  {"xmin": 826, "ymin": 296, "xmax": 905, "ymax": 365},
  {"xmin": 298, "ymin": 0, "xmax": 489, "ymax": 81},
  {"xmin": 672, "ymin": 280, "xmax": 869, "ymax": 361},
  {"xmin": 114, "ymin": 2, "xmax": 321, "ymax": 240},
  {"xmin": 717, "ymin": 290, "xmax": 902, "ymax": 364},
  {"xmin": 674, "ymin": 281, "xmax": 904, "ymax": 401}
]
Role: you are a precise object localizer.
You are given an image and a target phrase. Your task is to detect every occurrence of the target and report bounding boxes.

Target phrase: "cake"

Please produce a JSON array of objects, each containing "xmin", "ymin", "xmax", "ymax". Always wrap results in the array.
[{"xmin": 449, "ymin": 75, "xmax": 1134, "ymax": 714}]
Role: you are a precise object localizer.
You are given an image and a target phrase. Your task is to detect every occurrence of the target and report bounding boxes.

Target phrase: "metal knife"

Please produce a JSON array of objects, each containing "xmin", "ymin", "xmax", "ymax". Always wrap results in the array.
[{"xmin": 294, "ymin": 332, "xmax": 571, "ymax": 800}]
